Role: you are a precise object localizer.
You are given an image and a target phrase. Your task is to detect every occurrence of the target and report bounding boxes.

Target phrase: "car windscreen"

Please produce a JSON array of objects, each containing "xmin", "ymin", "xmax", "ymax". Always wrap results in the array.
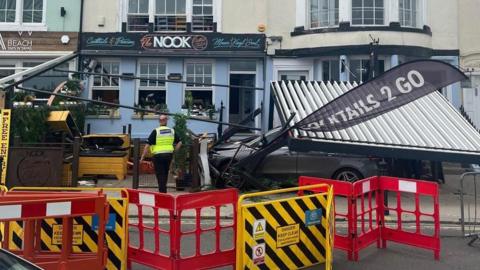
[{"xmin": 0, "ymin": 250, "xmax": 42, "ymax": 270}]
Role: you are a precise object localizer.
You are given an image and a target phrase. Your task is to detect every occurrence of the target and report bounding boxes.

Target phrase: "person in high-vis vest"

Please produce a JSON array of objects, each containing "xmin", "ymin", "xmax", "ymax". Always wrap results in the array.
[{"xmin": 141, "ymin": 114, "xmax": 182, "ymax": 193}]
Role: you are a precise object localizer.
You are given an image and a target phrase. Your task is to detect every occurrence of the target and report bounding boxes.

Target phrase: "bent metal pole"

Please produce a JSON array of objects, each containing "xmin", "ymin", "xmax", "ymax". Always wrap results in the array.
[{"xmin": 15, "ymin": 86, "xmax": 261, "ymax": 131}]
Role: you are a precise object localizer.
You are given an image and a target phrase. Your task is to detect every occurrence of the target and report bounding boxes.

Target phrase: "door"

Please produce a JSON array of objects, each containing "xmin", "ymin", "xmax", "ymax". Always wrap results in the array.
[
  {"xmin": 463, "ymin": 87, "xmax": 480, "ymax": 128},
  {"xmin": 229, "ymin": 74, "xmax": 256, "ymax": 126}
]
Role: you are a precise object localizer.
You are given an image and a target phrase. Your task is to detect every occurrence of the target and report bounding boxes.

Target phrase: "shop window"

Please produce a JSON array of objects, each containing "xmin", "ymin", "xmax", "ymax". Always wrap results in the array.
[
  {"xmin": 192, "ymin": 0, "xmax": 213, "ymax": 31},
  {"xmin": 278, "ymin": 71, "xmax": 309, "ymax": 81},
  {"xmin": 137, "ymin": 62, "xmax": 167, "ymax": 114},
  {"xmin": 352, "ymin": 0, "xmax": 384, "ymax": 25},
  {"xmin": 127, "ymin": 0, "xmax": 149, "ymax": 32},
  {"xmin": 185, "ymin": 63, "xmax": 213, "ymax": 117},
  {"xmin": 349, "ymin": 59, "xmax": 384, "ymax": 82},
  {"xmin": 399, "ymin": 0, "xmax": 419, "ymax": 28},
  {"xmin": 91, "ymin": 61, "xmax": 120, "ymax": 115},
  {"xmin": 310, "ymin": 0, "xmax": 339, "ymax": 28},
  {"xmin": 0, "ymin": 64, "xmax": 15, "ymax": 84},
  {"xmin": 322, "ymin": 60, "xmax": 340, "ymax": 82},
  {"xmin": 0, "ymin": 0, "xmax": 45, "ymax": 25},
  {"xmin": 22, "ymin": 62, "xmax": 69, "ymax": 99}
]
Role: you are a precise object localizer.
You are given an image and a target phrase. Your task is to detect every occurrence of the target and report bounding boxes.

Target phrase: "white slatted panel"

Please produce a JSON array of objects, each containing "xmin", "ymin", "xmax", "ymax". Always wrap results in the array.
[{"xmin": 271, "ymin": 81, "xmax": 480, "ymax": 153}]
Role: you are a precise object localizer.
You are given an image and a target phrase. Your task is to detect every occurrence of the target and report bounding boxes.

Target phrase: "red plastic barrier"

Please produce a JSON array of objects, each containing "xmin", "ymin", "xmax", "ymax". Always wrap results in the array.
[
  {"xmin": 351, "ymin": 177, "xmax": 382, "ymax": 261},
  {"xmin": 298, "ymin": 177, "xmax": 356, "ymax": 260},
  {"xmin": 127, "ymin": 189, "xmax": 176, "ymax": 269},
  {"xmin": 127, "ymin": 188, "xmax": 238, "ymax": 270},
  {"xmin": 299, "ymin": 176, "xmax": 440, "ymax": 261},
  {"xmin": 379, "ymin": 176, "xmax": 440, "ymax": 260},
  {"xmin": 0, "ymin": 191, "xmax": 108, "ymax": 270}
]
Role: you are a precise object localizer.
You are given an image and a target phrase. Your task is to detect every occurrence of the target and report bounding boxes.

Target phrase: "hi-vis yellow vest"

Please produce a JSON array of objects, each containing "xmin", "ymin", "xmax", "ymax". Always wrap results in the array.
[{"xmin": 150, "ymin": 126, "xmax": 175, "ymax": 155}]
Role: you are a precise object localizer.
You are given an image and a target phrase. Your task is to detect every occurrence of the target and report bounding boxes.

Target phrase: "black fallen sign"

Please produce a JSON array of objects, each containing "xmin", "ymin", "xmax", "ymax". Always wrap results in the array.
[{"xmin": 295, "ymin": 60, "xmax": 467, "ymax": 132}]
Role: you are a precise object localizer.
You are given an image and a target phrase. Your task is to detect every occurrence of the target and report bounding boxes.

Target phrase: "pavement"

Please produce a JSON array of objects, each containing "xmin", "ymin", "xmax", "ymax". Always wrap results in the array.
[
  {"xmin": 83, "ymin": 163, "xmax": 480, "ymax": 269},
  {"xmin": 82, "ymin": 163, "xmax": 476, "ymax": 224}
]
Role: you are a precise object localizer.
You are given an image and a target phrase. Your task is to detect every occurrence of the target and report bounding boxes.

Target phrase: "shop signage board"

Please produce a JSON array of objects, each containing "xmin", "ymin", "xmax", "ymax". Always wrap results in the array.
[
  {"xmin": 0, "ymin": 32, "xmax": 78, "ymax": 52},
  {"xmin": 81, "ymin": 32, "xmax": 266, "ymax": 52}
]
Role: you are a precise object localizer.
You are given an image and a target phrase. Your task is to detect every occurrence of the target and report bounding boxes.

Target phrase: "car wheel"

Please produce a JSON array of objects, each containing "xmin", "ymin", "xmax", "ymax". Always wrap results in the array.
[{"xmin": 332, "ymin": 168, "xmax": 363, "ymax": 183}]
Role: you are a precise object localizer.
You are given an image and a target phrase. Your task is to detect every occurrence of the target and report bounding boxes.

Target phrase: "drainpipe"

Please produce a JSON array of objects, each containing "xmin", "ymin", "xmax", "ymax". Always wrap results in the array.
[{"xmin": 77, "ymin": 0, "xmax": 85, "ymax": 72}]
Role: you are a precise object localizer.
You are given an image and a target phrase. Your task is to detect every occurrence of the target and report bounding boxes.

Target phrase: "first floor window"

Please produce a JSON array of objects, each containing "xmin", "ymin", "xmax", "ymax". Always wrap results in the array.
[
  {"xmin": 0, "ymin": 0, "xmax": 45, "ymax": 25},
  {"xmin": 322, "ymin": 60, "xmax": 340, "ymax": 82},
  {"xmin": 0, "ymin": 0, "xmax": 16, "ymax": 23},
  {"xmin": 125, "ymin": 0, "xmax": 214, "ymax": 32},
  {"xmin": 92, "ymin": 61, "xmax": 120, "ymax": 112},
  {"xmin": 310, "ymin": 0, "xmax": 338, "ymax": 28},
  {"xmin": 22, "ymin": 0, "xmax": 42, "ymax": 23},
  {"xmin": 154, "ymin": 0, "xmax": 187, "ymax": 31},
  {"xmin": 185, "ymin": 62, "xmax": 213, "ymax": 116},
  {"xmin": 127, "ymin": 0, "xmax": 149, "ymax": 31},
  {"xmin": 192, "ymin": 0, "xmax": 213, "ymax": 31},
  {"xmin": 352, "ymin": 0, "xmax": 384, "ymax": 25},
  {"xmin": 399, "ymin": 0, "xmax": 418, "ymax": 27},
  {"xmin": 138, "ymin": 62, "xmax": 167, "ymax": 113}
]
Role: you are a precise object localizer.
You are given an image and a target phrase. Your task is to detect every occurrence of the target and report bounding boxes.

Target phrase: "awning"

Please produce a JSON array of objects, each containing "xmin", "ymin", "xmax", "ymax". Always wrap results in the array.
[{"xmin": 271, "ymin": 81, "xmax": 480, "ymax": 163}]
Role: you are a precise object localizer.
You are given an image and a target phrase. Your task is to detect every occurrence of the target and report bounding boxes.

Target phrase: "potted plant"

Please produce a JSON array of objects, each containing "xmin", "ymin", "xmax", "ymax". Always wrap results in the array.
[{"xmin": 173, "ymin": 113, "xmax": 192, "ymax": 190}]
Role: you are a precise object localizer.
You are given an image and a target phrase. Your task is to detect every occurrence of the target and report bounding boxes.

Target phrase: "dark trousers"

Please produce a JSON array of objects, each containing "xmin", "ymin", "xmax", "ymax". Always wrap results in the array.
[{"xmin": 153, "ymin": 153, "xmax": 173, "ymax": 193}]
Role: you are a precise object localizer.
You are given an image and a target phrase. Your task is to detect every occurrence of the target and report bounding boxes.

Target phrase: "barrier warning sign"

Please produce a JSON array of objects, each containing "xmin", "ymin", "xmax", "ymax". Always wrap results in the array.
[
  {"xmin": 305, "ymin": 209, "xmax": 323, "ymax": 226},
  {"xmin": 252, "ymin": 243, "xmax": 265, "ymax": 265},
  {"xmin": 276, "ymin": 224, "xmax": 300, "ymax": 248},
  {"xmin": 253, "ymin": 219, "xmax": 265, "ymax": 240},
  {"xmin": 52, "ymin": 224, "xmax": 83, "ymax": 245}
]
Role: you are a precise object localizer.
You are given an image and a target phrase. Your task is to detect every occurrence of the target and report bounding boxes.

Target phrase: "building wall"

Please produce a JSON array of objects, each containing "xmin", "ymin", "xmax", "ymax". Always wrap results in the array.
[
  {"xmin": 428, "ymin": 0, "xmax": 458, "ymax": 50},
  {"xmin": 82, "ymin": 0, "xmax": 120, "ymax": 32},
  {"xmin": 459, "ymin": 0, "xmax": 480, "ymax": 68},
  {"xmin": 222, "ymin": 0, "xmax": 267, "ymax": 33},
  {"xmin": 46, "ymin": 0, "xmax": 81, "ymax": 31}
]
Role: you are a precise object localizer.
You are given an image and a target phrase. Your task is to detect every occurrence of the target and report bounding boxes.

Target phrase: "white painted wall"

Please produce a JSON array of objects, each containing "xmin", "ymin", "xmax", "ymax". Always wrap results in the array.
[{"xmin": 83, "ymin": 0, "xmax": 120, "ymax": 32}]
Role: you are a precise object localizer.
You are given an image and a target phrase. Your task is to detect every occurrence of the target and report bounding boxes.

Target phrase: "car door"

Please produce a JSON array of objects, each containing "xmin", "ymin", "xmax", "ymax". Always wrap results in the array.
[
  {"xmin": 296, "ymin": 151, "xmax": 341, "ymax": 178},
  {"xmin": 256, "ymin": 146, "xmax": 298, "ymax": 178}
]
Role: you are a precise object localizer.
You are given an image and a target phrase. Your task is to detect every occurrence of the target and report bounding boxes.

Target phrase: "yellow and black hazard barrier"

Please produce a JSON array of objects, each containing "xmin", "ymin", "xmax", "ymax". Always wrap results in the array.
[
  {"xmin": 236, "ymin": 184, "xmax": 334, "ymax": 270},
  {"xmin": 7, "ymin": 187, "xmax": 129, "ymax": 270}
]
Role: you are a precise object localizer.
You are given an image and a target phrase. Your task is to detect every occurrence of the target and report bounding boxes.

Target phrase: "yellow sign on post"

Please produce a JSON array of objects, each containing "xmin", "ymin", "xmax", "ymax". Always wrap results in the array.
[
  {"xmin": 236, "ymin": 184, "xmax": 334, "ymax": 270},
  {"xmin": 52, "ymin": 224, "xmax": 84, "ymax": 245},
  {"xmin": 0, "ymin": 109, "xmax": 11, "ymax": 185},
  {"xmin": 276, "ymin": 224, "xmax": 300, "ymax": 248}
]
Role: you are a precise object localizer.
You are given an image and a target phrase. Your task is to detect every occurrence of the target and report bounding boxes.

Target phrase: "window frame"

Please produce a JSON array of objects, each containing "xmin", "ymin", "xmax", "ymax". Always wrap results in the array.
[
  {"xmin": 183, "ymin": 60, "xmax": 215, "ymax": 115},
  {"xmin": 90, "ymin": 59, "xmax": 121, "ymax": 104},
  {"xmin": 124, "ymin": 0, "xmax": 215, "ymax": 33},
  {"xmin": 136, "ymin": 59, "xmax": 168, "ymax": 113},
  {"xmin": 348, "ymin": 56, "xmax": 386, "ymax": 83},
  {"xmin": 127, "ymin": 0, "xmax": 150, "ymax": 32},
  {"xmin": 0, "ymin": 0, "xmax": 46, "ymax": 31},
  {"xmin": 309, "ymin": 0, "xmax": 339, "ymax": 29},
  {"xmin": 351, "ymin": 0, "xmax": 385, "ymax": 26},
  {"xmin": 192, "ymin": 0, "xmax": 214, "ymax": 32},
  {"xmin": 399, "ymin": 0, "xmax": 419, "ymax": 28},
  {"xmin": 321, "ymin": 58, "xmax": 340, "ymax": 82}
]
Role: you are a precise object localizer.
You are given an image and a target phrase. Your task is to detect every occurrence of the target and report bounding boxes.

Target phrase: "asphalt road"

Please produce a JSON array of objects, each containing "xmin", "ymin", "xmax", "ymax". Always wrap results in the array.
[{"xmin": 129, "ymin": 223, "xmax": 479, "ymax": 270}]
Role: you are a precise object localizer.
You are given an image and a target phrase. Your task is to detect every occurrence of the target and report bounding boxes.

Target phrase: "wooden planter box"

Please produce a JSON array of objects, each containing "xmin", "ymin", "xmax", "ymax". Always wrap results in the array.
[{"xmin": 78, "ymin": 154, "xmax": 128, "ymax": 180}]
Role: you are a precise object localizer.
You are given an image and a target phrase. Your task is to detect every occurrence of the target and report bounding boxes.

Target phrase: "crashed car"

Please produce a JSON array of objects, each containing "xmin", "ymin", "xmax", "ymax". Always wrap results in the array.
[{"xmin": 210, "ymin": 127, "xmax": 379, "ymax": 188}]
